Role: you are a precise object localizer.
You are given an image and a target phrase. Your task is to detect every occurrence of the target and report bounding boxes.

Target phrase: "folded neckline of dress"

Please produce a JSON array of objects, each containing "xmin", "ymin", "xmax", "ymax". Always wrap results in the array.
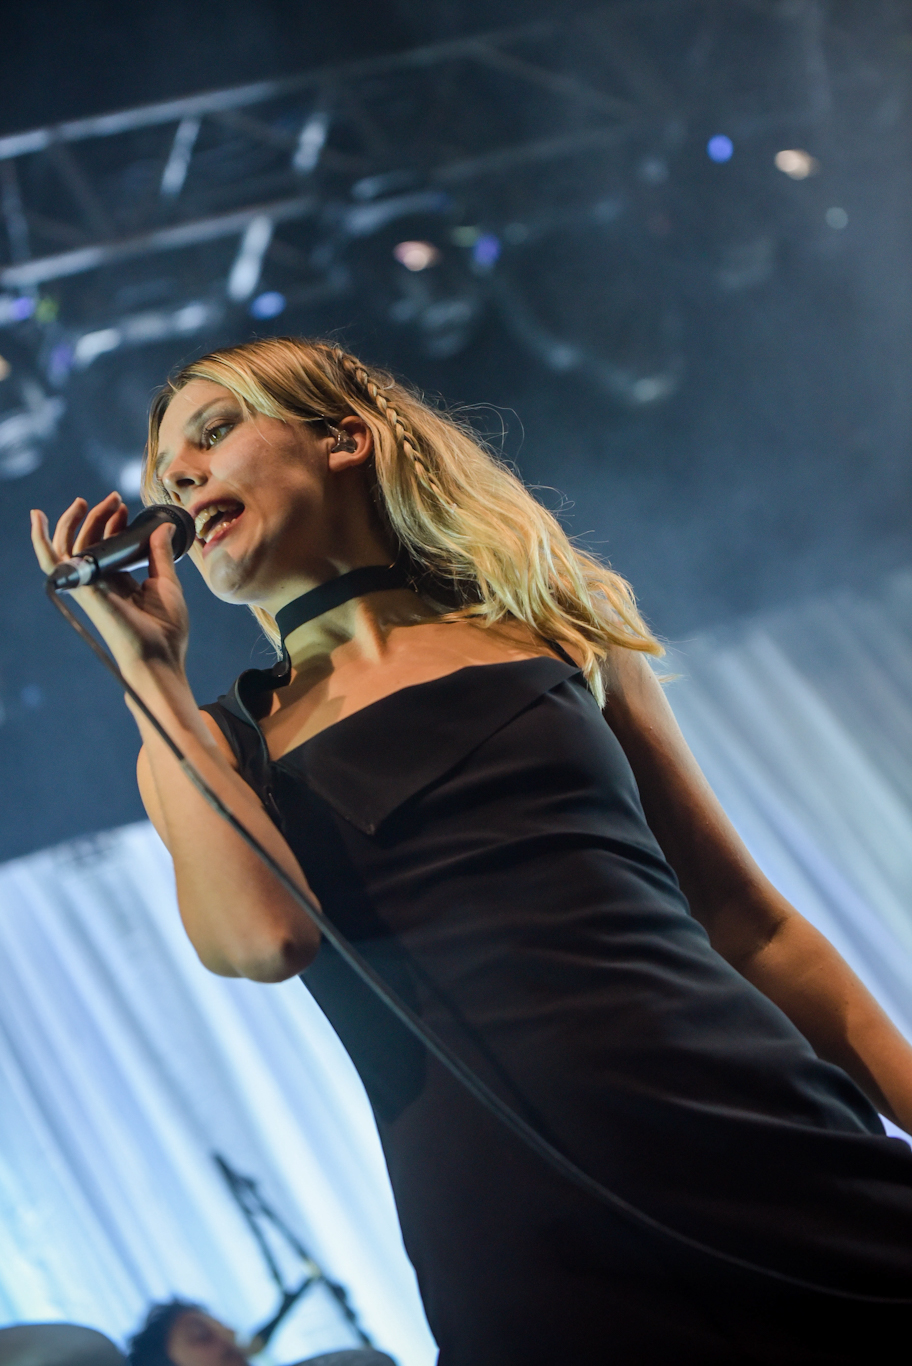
[{"xmin": 274, "ymin": 655, "xmax": 583, "ymax": 834}]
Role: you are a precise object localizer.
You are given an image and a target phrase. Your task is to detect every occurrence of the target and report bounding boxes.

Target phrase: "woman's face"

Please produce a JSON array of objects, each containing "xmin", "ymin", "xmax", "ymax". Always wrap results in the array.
[
  {"xmin": 165, "ymin": 1312, "xmax": 247, "ymax": 1366},
  {"xmin": 155, "ymin": 378, "xmax": 373, "ymax": 607}
]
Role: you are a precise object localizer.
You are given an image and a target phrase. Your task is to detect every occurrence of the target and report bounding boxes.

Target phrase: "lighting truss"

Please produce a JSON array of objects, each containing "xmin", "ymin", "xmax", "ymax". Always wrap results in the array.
[
  {"xmin": 0, "ymin": 16, "xmax": 662, "ymax": 476},
  {"xmin": 0, "ymin": 1, "xmax": 847, "ymax": 478},
  {"xmin": 0, "ymin": 22, "xmax": 637, "ymax": 293}
]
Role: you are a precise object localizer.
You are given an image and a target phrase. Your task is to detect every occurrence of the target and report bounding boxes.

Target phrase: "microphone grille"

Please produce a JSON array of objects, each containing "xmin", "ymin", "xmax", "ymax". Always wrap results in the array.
[{"xmin": 150, "ymin": 504, "xmax": 196, "ymax": 560}]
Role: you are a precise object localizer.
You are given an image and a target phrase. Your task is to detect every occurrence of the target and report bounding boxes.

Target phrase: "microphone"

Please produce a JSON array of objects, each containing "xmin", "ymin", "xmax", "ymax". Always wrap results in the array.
[{"xmin": 47, "ymin": 503, "xmax": 196, "ymax": 590}]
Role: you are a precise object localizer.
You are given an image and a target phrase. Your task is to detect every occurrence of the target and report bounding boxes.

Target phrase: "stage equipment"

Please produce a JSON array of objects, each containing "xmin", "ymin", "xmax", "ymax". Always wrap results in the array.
[
  {"xmin": 213, "ymin": 1155, "xmax": 373, "ymax": 1352},
  {"xmin": 0, "ymin": 1325, "xmax": 124, "ymax": 1366},
  {"xmin": 2, "ymin": 7, "xmax": 742, "ymax": 483},
  {"xmin": 47, "ymin": 504, "xmax": 195, "ymax": 589},
  {"xmin": 43, "ymin": 562, "xmax": 912, "ymax": 1308},
  {"xmin": 2, "ymin": 1, "xmax": 873, "ymax": 497},
  {"xmin": 326, "ymin": 425, "xmax": 358, "ymax": 454}
]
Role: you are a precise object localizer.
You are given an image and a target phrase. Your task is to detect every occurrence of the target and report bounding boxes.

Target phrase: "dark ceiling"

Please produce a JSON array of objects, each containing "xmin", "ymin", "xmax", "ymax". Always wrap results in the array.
[{"xmin": 1, "ymin": 0, "xmax": 911, "ymax": 859}]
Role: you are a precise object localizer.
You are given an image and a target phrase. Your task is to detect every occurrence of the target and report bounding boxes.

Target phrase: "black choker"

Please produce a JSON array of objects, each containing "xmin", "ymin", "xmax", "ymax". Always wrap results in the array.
[{"xmin": 275, "ymin": 561, "xmax": 412, "ymax": 645}]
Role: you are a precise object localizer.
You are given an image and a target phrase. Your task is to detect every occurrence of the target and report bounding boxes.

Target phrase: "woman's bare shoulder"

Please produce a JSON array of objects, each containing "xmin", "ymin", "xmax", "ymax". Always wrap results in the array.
[{"xmin": 437, "ymin": 615, "xmax": 580, "ymax": 665}]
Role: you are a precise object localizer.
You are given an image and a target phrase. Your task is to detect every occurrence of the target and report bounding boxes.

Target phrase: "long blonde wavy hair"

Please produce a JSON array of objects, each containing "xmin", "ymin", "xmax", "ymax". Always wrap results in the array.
[{"xmin": 143, "ymin": 336, "xmax": 662, "ymax": 703}]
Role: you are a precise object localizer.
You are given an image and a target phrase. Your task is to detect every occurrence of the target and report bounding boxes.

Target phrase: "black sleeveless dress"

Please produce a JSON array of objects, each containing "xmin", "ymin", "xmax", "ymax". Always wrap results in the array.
[{"xmin": 205, "ymin": 657, "xmax": 912, "ymax": 1365}]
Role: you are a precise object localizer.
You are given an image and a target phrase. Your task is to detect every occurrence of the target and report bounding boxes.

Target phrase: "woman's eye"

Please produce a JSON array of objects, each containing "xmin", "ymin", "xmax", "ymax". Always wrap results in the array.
[{"xmin": 203, "ymin": 421, "xmax": 233, "ymax": 447}]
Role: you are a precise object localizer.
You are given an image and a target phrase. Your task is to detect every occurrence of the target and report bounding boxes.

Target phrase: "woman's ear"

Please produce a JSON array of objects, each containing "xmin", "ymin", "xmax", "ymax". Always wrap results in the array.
[{"xmin": 327, "ymin": 415, "xmax": 373, "ymax": 469}]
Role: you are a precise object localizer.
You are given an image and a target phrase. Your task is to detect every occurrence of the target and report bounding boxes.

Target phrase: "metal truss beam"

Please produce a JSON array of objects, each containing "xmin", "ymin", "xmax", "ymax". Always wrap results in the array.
[
  {"xmin": 1, "ymin": 193, "xmax": 318, "ymax": 288},
  {"xmin": 0, "ymin": 17, "xmax": 649, "ymax": 299},
  {"xmin": 0, "ymin": 120, "xmax": 641, "ymax": 289},
  {"xmin": 0, "ymin": 22, "xmax": 553, "ymax": 161}
]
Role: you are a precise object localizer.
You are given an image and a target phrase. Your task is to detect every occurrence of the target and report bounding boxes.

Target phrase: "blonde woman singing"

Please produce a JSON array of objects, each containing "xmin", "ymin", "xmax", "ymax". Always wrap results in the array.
[{"xmin": 31, "ymin": 338, "xmax": 912, "ymax": 1364}]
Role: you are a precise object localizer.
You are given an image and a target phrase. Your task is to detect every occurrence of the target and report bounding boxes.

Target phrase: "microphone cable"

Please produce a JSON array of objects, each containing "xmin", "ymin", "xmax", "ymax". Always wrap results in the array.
[{"xmin": 46, "ymin": 578, "xmax": 912, "ymax": 1306}]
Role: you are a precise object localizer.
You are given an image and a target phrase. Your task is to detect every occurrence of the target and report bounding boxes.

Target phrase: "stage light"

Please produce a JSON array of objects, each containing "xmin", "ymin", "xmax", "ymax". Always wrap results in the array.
[
  {"xmin": 228, "ymin": 216, "xmax": 274, "ymax": 300},
  {"xmin": 70, "ymin": 303, "xmax": 215, "ymax": 372},
  {"xmin": 632, "ymin": 375, "xmax": 677, "ymax": 405},
  {"xmin": 393, "ymin": 240, "xmax": 441, "ymax": 271},
  {"xmin": 0, "ymin": 295, "xmax": 36, "ymax": 324},
  {"xmin": 47, "ymin": 343, "xmax": 73, "ymax": 384},
  {"xmin": 117, "ymin": 458, "xmax": 144, "ymax": 497},
  {"xmin": 707, "ymin": 135, "xmax": 734, "ymax": 163},
  {"xmin": 451, "ymin": 226, "xmax": 481, "ymax": 247},
  {"xmin": 74, "ymin": 328, "xmax": 121, "ymax": 367},
  {"xmin": 825, "ymin": 207, "xmax": 848, "ymax": 229},
  {"xmin": 293, "ymin": 112, "xmax": 330, "ymax": 173},
  {"xmin": 250, "ymin": 291, "xmax": 286, "ymax": 319},
  {"xmin": 173, "ymin": 302, "xmax": 209, "ymax": 332},
  {"xmin": 774, "ymin": 149, "xmax": 819, "ymax": 179},
  {"xmin": 0, "ymin": 355, "xmax": 9, "ymax": 381},
  {"xmin": 0, "ymin": 385, "xmax": 64, "ymax": 479},
  {"xmin": 472, "ymin": 234, "xmax": 501, "ymax": 268},
  {"xmin": 160, "ymin": 117, "xmax": 201, "ymax": 197}
]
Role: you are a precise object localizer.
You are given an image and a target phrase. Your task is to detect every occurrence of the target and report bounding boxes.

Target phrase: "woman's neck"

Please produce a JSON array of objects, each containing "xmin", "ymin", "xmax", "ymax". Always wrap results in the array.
[{"xmin": 281, "ymin": 587, "xmax": 438, "ymax": 675}]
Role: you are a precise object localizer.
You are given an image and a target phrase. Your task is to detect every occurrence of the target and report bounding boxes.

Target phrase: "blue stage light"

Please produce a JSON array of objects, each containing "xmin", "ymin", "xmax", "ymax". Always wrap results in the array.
[
  {"xmin": 250, "ymin": 291, "xmax": 286, "ymax": 319},
  {"xmin": 472, "ymin": 234, "xmax": 501, "ymax": 267},
  {"xmin": 10, "ymin": 296, "xmax": 35, "ymax": 321},
  {"xmin": 707, "ymin": 135, "xmax": 734, "ymax": 163},
  {"xmin": 48, "ymin": 343, "xmax": 74, "ymax": 383}
]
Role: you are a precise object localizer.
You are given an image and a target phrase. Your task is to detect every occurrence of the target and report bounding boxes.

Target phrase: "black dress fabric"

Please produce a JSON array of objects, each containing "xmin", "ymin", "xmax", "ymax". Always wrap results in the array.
[{"xmin": 204, "ymin": 657, "xmax": 912, "ymax": 1364}]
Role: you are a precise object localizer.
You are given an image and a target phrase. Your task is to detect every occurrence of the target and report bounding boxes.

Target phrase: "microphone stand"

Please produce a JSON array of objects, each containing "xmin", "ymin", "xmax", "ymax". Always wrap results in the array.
[{"xmin": 213, "ymin": 1155, "xmax": 373, "ymax": 1352}]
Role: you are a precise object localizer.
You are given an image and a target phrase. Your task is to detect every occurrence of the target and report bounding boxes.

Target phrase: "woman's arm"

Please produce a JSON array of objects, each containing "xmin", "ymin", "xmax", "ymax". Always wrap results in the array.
[
  {"xmin": 32, "ymin": 494, "xmax": 320, "ymax": 983},
  {"xmin": 131, "ymin": 670, "xmax": 320, "ymax": 981},
  {"xmin": 600, "ymin": 642, "xmax": 912, "ymax": 1132}
]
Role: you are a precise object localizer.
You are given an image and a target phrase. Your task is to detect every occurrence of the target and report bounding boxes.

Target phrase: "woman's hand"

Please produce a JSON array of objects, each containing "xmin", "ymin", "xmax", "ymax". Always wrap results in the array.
[{"xmin": 30, "ymin": 491, "xmax": 191, "ymax": 683}]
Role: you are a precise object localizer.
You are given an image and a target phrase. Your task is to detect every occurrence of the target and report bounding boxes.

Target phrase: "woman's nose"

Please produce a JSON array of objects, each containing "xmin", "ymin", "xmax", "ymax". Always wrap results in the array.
[{"xmin": 163, "ymin": 455, "xmax": 207, "ymax": 500}]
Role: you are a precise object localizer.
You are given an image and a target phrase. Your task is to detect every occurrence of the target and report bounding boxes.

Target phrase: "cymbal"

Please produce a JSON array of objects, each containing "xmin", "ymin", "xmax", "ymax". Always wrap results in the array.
[{"xmin": 0, "ymin": 1324, "xmax": 125, "ymax": 1366}]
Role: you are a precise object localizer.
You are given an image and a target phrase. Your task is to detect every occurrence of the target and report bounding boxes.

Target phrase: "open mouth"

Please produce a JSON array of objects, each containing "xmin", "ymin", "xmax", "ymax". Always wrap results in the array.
[{"xmin": 195, "ymin": 500, "xmax": 245, "ymax": 551}]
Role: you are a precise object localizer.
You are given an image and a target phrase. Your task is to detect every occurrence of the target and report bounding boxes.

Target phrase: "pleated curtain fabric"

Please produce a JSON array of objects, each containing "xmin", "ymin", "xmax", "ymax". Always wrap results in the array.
[{"xmin": 0, "ymin": 823, "xmax": 436, "ymax": 1366}]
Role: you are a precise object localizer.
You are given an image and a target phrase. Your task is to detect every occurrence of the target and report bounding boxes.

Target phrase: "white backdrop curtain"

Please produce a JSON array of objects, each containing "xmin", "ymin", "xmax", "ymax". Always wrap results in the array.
[
  {"xmin": 2, "ymin": 571, "xmax": 912, "ymax": 1358},
  {"xmin": 0, "ymin": 823, "xmax": 437, "ymax": 1366},
  {"xmin": 667, "ymin": 569, "xmax": 912, "ymax": 1056}
]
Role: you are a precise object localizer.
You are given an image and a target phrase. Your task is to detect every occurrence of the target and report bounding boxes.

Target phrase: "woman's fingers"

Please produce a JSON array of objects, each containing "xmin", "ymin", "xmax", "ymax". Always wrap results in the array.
[
  {"xmin": 104, "ymin": 503, "xmax": 129, "ymax": 539},
  {"xmin": 32, "ymin": 496, "xmax": 191, "ymax": 680},
  {"xmin": 146, "ymin": 521, "xmax": 178, "ymax": 582},
  {"xmin": 30, "ymin": 509, "xmax": 59, "ymax": 574},
  {"xmin": 44, "ymin": 491, "xmax": 124, "ymax": 565},
  {"xmin": 73, "ymin": 491, "xmax": 124, "ymax": 554},
  {"xmin": 50, "ymin": 497, "xmax": 89, "ymax": 560}
]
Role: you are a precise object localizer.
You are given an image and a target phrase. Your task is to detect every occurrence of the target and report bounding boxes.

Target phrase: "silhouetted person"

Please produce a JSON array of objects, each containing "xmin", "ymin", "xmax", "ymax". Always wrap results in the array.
[{"xmin": 126, "ymin": 1302, "xmax": 394, "ymax": 1366}]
